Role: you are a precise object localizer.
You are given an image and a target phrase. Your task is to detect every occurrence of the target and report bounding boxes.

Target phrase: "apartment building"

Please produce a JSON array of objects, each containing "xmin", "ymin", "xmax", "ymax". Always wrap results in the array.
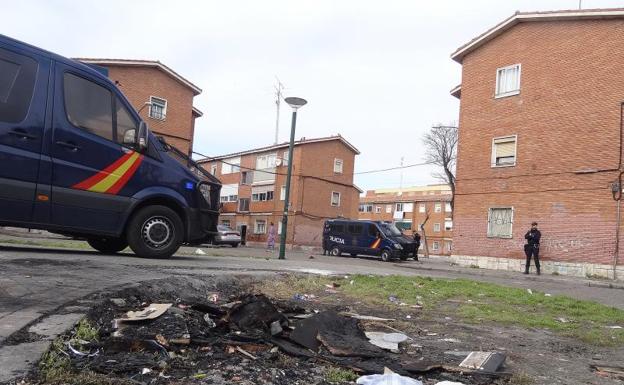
[
  {"xmin": 198, "ymin": 135, "xmax": 361, "ymax": 248},
  {"xmin": 451, "ymin": 9, "xmax": 624, "ymax": 279},
  {"xmin": 77, "ymin": 59, "xmax": 203, "ymax": 156},
  {"xmin": 358, "ymin": 185, "xmax": 453, "ymax": 255}
]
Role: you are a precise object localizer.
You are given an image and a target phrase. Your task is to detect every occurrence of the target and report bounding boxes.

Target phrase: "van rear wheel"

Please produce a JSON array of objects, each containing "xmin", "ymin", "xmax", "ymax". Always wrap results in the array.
[
  {"xmin": 380, "ymin": 249, "xmax": 392, "ymax": 262},
  {"xmin": 330, "ymin": 246, "xmax": 342, "ymax": 256},
  {"xmin": 127, "ymin": 205, "xmax": 183, "ymax": 259},
  {"xmin": 87, "ymin": 237, "xmax": 127, "ymax": 254}
]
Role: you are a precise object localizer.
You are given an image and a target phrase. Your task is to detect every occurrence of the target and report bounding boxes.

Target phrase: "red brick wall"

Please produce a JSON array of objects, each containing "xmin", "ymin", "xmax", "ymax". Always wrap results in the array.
[
  {"xmin": 103, "ymin": 65, "xmax": 196, "ymax": 155},
  {"xmin": 455, "ymin": 19, "xmax": 624, "ymax": 266}
]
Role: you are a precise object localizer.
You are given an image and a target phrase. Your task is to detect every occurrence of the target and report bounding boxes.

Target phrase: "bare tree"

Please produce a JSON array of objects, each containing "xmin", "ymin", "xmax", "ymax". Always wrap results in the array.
[
  {"xmin": 420, "ymin": 207, "xmax": 431, "ymax": 258},
  {"xmin": 423, "ymin": 124, "xmax": 458, "ymax": 213}
]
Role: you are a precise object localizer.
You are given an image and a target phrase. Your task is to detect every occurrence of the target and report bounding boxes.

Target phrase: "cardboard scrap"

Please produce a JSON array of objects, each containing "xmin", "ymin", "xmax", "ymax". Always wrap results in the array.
[{"xmin": 119, "ymin": 303, "xmax": 172, "ymax": 322}]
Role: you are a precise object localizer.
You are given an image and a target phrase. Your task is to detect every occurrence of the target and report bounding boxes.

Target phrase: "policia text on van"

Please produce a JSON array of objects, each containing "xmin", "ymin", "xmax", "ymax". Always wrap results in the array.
[{"xmin": 0, "ymin": 34, "xmax": 221, "ymax": 259}]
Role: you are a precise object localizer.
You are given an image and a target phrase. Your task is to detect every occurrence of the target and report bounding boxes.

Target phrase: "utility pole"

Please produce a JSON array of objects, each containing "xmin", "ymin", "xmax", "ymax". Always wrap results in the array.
[
  {"xmin": 399, "ymin": 156, "xmax": 405, "ymax": 193},
  {"xmin": 274, "ymin": 78, "xmax": 284, "ymax": 145},
  {"xmin": 578, "ymin": 0, "xmax": 582, "ymax": 9}
]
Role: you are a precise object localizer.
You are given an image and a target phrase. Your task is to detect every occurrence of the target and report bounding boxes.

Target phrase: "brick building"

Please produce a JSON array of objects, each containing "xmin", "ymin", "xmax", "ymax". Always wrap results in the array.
[
  {"xmin": 358, "ymin": 185, "xmax": 453, "ymax": 255},
  {"xmin": 198, "ymin": 135, "xmax": 361, "ymax": 248},
  {"xmin": 450, "ymin": 9, "xmax": 624, "ymax": 279},
  {"xmin": 77, "ymin": 59, "xmax": 202, "ymax": 156}
]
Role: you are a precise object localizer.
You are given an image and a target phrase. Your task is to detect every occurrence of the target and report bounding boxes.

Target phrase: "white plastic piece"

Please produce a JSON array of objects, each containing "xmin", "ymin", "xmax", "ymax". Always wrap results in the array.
[{"xmin": 356, "ymin": 373, "xmax": 422, "ymax": 385}]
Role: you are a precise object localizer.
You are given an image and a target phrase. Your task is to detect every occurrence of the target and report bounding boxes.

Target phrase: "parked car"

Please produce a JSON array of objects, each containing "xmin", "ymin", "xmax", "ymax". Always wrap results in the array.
[
  {"xmin": 0, "ymin": 33, "xmax": 221, "ymax": 259},
  {"xmin": 212, "ymin": 225, "xmax": 241, "ymax": 247},
  {"xmin": 323, "ymin": 219, "xmax": 416, "ymax": 261}
]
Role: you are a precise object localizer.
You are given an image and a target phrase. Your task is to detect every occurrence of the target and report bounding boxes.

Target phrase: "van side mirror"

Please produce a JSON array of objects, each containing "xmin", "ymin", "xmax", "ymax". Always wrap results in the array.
[{"xmin": 137, "ymin": 121, "xmax": 149, "ymax": 152}]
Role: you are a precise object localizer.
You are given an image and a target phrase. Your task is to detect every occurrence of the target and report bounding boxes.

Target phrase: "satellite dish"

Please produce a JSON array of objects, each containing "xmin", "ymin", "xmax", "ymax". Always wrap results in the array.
[{"xmin": 275, "ymin": 159, "xmax": 282, "ymax": 166}]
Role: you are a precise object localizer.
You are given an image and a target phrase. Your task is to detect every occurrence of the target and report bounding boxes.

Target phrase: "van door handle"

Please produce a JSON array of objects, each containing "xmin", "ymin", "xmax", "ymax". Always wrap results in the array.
[
  {"xmin": 9, "ymin": 129, "xmax": 37, "ymax": 140},
  {"xmin": 55, "ymin": 140, "xmax": 81, "ymax": 152}
]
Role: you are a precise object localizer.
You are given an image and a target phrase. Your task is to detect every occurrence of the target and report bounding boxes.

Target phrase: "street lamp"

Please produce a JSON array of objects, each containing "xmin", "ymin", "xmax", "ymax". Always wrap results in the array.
[{"xmin": 278, "ymin": 97, "xmax": 307, "ymax": 260}]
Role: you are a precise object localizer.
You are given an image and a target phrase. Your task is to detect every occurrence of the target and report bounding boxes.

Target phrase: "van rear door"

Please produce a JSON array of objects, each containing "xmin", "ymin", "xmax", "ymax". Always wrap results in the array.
[
  {"xmin": 49, "ymin": 63, "xmax": 140, "ymax": 234},
  {"xmin": 0, "ymin": 43, "xmax": 48, "ymax": 223}
]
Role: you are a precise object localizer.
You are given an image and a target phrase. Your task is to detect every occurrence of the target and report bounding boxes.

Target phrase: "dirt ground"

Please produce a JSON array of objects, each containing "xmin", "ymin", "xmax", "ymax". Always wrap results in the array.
[{"xmin": 13, "ymin": 274, "xmax": 624, "ymax": 385}]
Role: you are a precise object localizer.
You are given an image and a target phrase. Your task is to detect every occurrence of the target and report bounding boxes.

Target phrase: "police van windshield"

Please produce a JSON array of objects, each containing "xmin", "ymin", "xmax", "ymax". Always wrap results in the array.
[{"xmin": 379, "ymin": 223, "xmax": 402, "ymax": 237}]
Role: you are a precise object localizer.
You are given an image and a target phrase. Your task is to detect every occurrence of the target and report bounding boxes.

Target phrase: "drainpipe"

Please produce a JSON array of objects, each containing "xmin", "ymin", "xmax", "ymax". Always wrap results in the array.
[
  {"xmin": 613, "ymin": 102, "xmax": 624, "ymax": 280},
  {"xmin": 615, "ymin": 198, "xmax": 621, "ymax": 280}
]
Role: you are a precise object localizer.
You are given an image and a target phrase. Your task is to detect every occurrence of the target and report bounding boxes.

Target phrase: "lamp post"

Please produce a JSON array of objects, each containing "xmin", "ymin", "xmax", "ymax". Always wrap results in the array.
[{"xmin": 279, "ymin": 97, "xmax": 307, "ymax": 260}]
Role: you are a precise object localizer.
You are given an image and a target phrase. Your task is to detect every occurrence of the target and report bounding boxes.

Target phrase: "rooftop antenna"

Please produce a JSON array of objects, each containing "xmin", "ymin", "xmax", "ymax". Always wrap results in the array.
[
  {"xmin": 274, "ymin": 77, "xmax": 285, "ymax": 144},
  {"xmin": 398, "ymin": 156, "xmax": 405, "ymax": 195},
  {"xmin": 578, "ymin": 0, "xmax": 582, "ymax": 9}
]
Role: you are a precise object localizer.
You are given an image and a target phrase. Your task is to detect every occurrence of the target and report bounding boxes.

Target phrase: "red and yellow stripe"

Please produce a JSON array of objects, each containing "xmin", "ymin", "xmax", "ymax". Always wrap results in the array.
[
  {"xmin": 370, "ymin": 238, "xmax": 381, "ymax": 249},
  {"xmin": 73, "ymin": 151, "xmax": 144, "ymax": 194}
]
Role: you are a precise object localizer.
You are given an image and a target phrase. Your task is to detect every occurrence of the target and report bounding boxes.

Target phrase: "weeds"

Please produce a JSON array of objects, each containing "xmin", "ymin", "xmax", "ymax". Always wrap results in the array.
[{"xmin": 325, "ymin": 367, "xmax": 358, "ymax": 383}]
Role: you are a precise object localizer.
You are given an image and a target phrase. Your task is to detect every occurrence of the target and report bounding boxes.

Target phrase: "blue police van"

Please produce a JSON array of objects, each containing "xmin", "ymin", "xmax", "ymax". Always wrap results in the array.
[
  {"xmin": 0, "ymin": 34, "xmax": 221, "ymax": 259},
  {"xmin": 323, "ymin": 219, "xmax": 417, "ymax": 262}
]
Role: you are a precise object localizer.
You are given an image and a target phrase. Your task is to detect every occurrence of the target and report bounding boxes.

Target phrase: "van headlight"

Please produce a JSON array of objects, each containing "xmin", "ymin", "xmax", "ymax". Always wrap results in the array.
[
  {"xmin": 394, "ymin": 243, "xmax": 403, "ymax": 250},
  {"xmin": 199, "ymin": 184, "xmax": 211, "ymax": 202}
]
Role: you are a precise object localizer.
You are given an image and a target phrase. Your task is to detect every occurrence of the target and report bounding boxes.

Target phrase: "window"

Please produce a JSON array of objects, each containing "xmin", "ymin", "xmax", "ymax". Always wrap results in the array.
[
  {"xmin": 434, "ymin": 223, "xmax": 441, "ymax": 232},
  {"xmin": 488, "ymin": 207, "xmax": 514, "ymax": 238},
  {"xmin": 492, "ymin": 136, "xmax": 517, "ymax": 167},
  {"xmin": 254, "ymin": 153, "xmax": 277, "ymax": 183},
  {"xmin": 221, "ymin": 219, "xmax": 231, "ymax": 228},
  {"xmin": 396, "ymin": 203, "xmax": 404, "ymax": 212},
  {"xmin": 395, "ymin": 221, "xmax": 412, "ymax": 231},
  {"xmin": 149, "ymin": 96, "xmax": 167, "ymax": 120},
  {"xmin": 434, "ymin": 203, "xmax": 442, "ymax": 213},
  {"xmin": 252, "ymin": 186, "xmax": 274, "ymax": 201},
  {"xmin": 445, "ymin": 219, "xmax": 453, "ymax": 231},
  {"xmin": 0, "ymin": 48, "xmax": 37, "ymax": 123},
  {"xmin": 282, "ymin": 151, "xmax": 289, "ymax": 166},
  {"xmin": 331, "ymin": 191, "xmax": 341, "ymax": 207},
  {"xmin": 115, "ymin": 98, "xmax": 138, "ymax": 145},
  {"xmin": 386, "ymin": 205, "xmax": 392, "ymax": 213},
  {"xmin": 359, "ymin": 204, "xmax": 373, "ymax": 213},
  {"xmin": 240, "ymin": 171, "xmax": 251, "ymax": 184},
  {"xmin": 347, "ymin": 224, "xmax": 363, "ymax": 235},
  {"xmin": 220, "ymin": 184, "xmax": 238, "ymax": 203},
  {"xmin": 238, "ymin": 198, "xmax": 250, "ymax": 212},
  {"xmin": 432, "ymin": 241, "xmax": 440, "ymax": 251},
  {"xmin": 445, "ymin": 203, "xmax": 452, "ymax": 212},
  {"xmin": 375, "ymin": 206, "xmax": 381, "ymax": 214},
  {"xmin": 403, "ymin": 203, "xmax": 414, "ymax": 213},
  {"xmin": 254, "ymin": 220, "xmax": 266, "ymax": 234},
  {"xmin": 446, "ymin": 241, "xmax": 453, "ymax": 252},
  {"xmin": 368, "ymin": 224, "xmax": 378, "ymax": 237},
  {"xmin": 334, "ymin": 158, "xmax": 343, "ymax": 173},
  {"xmin": 222, "ymin": 157, "xmax": 241, "ymax": 174},
  {"xmin": 280, "ymin": 186, "xmax": 286, "ymax": 200},
  {"xmin": 495, "ymin": 64, "xmax": 521, "ymax": 98},
  {"xmin": 419, "ymin": 203, "xmax": 426, "ymax": 213},
  {"xmin": 210, "ymin": 165, "xmax": 217, "ymax": 175},
  {"xmin": 64, "ymin": 73, "xmax": 113, "ymax": 141}
]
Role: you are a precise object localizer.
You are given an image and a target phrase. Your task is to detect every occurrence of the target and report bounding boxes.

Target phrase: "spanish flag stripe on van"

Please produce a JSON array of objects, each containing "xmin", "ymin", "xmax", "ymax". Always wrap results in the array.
[
  {"xmin": 72, "ymin": 151, "xmax": 143, "ymax": 194},
  {"xmin": 371, "ymin": 238, "xmax": 381, "ymax": 249}
]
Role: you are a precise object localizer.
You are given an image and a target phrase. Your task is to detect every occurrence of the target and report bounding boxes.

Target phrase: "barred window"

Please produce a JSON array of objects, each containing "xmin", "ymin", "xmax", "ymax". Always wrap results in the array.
[{"xmin": 488, "ymin": 207, "xmax": 514, "ymax": 238}]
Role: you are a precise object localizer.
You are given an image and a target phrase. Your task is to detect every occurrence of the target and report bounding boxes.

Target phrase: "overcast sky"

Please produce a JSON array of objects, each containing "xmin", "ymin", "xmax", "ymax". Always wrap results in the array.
[{"xmin": 4, "ymin": 0, "xmax": 623, "ymax": 191}]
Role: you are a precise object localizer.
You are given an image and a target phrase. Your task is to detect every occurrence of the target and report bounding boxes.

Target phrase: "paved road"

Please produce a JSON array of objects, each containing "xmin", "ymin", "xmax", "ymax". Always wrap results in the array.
[{"xmin": 1, "ymin": 241, "xmax": 623, "ymax": 381}]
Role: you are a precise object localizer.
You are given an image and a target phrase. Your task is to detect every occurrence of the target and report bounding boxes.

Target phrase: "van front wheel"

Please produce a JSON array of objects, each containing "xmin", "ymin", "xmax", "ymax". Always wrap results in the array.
[
  {"xmin": 330, "ymin": 246, "xmax": 342, "ymax": 256},
  {"xmin": 380, "ymin": 249, "xmax": 392, "ymax": 262},
  {"xmin": 87, "ymin": 237, "xmax": 127, "ymax": 254},
  {"xmin": 127, "ymin": 205, "xmax": 183, "ymax": 259}
]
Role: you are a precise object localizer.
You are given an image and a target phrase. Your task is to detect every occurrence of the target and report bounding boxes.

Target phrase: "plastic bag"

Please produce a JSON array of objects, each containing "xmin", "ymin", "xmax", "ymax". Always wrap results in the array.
[{"xmin": 356, "ymin": 373, "xmax": 423, "ymax": 385}]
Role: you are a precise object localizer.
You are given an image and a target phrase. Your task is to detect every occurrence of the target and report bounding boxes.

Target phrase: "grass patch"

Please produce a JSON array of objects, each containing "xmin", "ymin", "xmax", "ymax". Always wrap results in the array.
[
  {"xmin": 509, "ymin": 372, "xmax": 534, "ymax": 385},
  {"xmin": 0, "ymin": 237, "xmax": 92, "ymax": 250},
  {"xmin": 39, "ymin": 319, "xmax": 100, "ymax": 382},
  {"xmin": 259, "ymin": 275, "xmax": 624, "ymax": 346},
  {"xmin": 325, "ymin": 367, "xmax": 358, "ymax": 383}
]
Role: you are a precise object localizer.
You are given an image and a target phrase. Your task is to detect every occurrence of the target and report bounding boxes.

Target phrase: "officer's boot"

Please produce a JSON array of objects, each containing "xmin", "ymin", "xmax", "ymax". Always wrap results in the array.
[{"xmin": 523, "ymin": 265, "xmax": 529, "ymax": 274}]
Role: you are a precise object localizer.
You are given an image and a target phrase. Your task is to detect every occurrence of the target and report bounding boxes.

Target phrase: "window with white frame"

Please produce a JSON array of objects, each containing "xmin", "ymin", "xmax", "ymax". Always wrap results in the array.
[
  {"xmin": 331, "ymin": 191, "xmax": 341, "ymax": 206},
  {"xmin": 210, "ymin": 164, "xmax": 217, "ymax": 175},
  {"xmin": 375, "ymin": 206, "xmax": 381, "ymax": 214},
  {"xmin": 282, "ymin": 151, "xmax": 289, "ymax": 166},
  {"xmin": 149, "ymin": 96, "xmax": 167, "ymax": 120},
  {"xmin": 358, "ymin": 204, "xmax": 373, "ymax": 212},
  {"xmin": 488, "ymin": 207, "xmax": 514, "ymax": 238},
  {"xmin": 238, "ymin": 198, "xmax": 250, "ymax": 212},
  {"xmin": 432, "ymin": 241, "xmax": 440, "ymax": 251},
  {"xmin": 222, "ymin": 157, "xmax": 241, "ymax": 174},
  {"xmin": 254, "ymin": 153, "xmax": 277, "ymax": 183},
  {"xmin": 403, "ymin": 203, "xmax": 413, "ymax": 213},
  {"xmin": 492, "ymin": 136, "xmax": 517, "ymax": 167},
  {"xmin": 446, "ymin": 241, "xmax": 453, "ymax": 252},
  {"xmin": 445, "ymin": 202, "xmax": 452, "ymax": 212},
  {"xmin": 334, "ymin": 158, "xmax": 343, "ymax": 174},
  {"xmin": 219, "ymin": 184, "xmax": 238, "ymax": 203},
  {"xmin": 434, "ymin": 223, "xmax": 441, "ymax": 232},
  {"xmin": 251, "ymin": 185, "xmax": 274, "ymax": 202},
  {"xmin": 386, "ymin": 205, "xmax": 392, "ymax": 213},
  {"xmin": 495, "ymin": 64, "xmax": 521, "ymax": 98},
  {"xmin": 280, "ymin": 185, "xmax": 286, "ymax": 200},
  {"xmin": 241, "ymin": 171, "xmax": 252, "ymax": 184},
  {"xmin": 419, "ymin": 203, "xmax": 426, "ymax": 213},
  {"xmin": 434, "ymin": 202, "xmax": 442, "ymax": 213},
  {"xmin": 221, "ymin": 219, "xmax": 231, "ymax": 228},
  {"xmin": 396, "ymin": 203, "xmax": 404, "ymax": 212},
  {"xmin": 254, "ymin": 219, "xmax": 267, "ymax": 234},
  {"xmin": 445, "ymin": 219, "xmax": 453, "ymax": 231}
]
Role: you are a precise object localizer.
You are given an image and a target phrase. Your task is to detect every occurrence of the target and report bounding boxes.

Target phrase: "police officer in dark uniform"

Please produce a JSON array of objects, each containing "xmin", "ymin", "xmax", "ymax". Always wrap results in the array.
[
  {"xmin": 412, "ymin": 232, "xmax": 421, "ymax": 261},
  {"xmin": 524, "ymin": 222, "xmax": 541, "ymax": 275}
]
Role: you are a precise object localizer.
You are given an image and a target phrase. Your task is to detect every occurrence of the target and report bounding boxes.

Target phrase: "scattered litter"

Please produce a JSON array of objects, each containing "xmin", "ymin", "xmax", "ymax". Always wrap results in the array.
[
  {"xmin": 194, "ymin": 248, "xmax": 206, "ymax": 255},
  {"xmin": 325, "ymin": 288, "xmax": 339, "ymax": 294},
  {"xmin": 441, "ymin": 338, "xmax": 461, "ymax": 343},
  {"xmin": 426, "ymin": 332, "xmax": 437, "ymax": 336},
  {"xmin": 459, "ymin": 351, "xmax": 506, "ymax": 372},
  {"xmin": 606, "ymin": 325, "xmax": 622, "ymax": 329},
  {"xmin": 406, "ymin": 315, "xmax": 412, "ymax": 319},
  {"xmin": 208, "ymin": 293, "xmax": 219, "ymax": 303},
  {"xmin": 591, "ymin": 363, "xmax": 624, "ymax": 379},
  {"xmin": 350, "ymin": 280, "xmax": 355, "ymax": 285},
  {"xmin": 555, "ymin": 317, "xmax": 570, "ymax": 323},
  {"xmin": 545, "ymin": 293, "xmax": 552, "ymax": 297},
  {"xmin": 343, "ymin": 313, "xmax": 395, "ymax": 322},
  {"xmin": 141, "ymin": 368, "xmax": 152, "ymax": 375},
  {"xmin": 66, "ymin": 342, "xmax": 99, "ymax": 358},
  {"xmin": 118, "ymin": 303, "xmax": 171, "ymax": 322},
  {"xmin": 435, "ymin": 382, "xmax": 466, "ymax": 385},
  {"xmin": 444, "ymin": 317, "xmax": 452, "ymax": 321},
  {"xmin": 527, "ymin": 289, "xmax": 533, "ymax": 295},
  {"xmin": 309, "ymin": 255, "xmax": 315, "ymax": 259},
  {"xmin": 411, "ymin": 305, "xmax": 423, "ymax": 309},
  {"xmin": 192, "ymin": 373, "xmax": 207, "ymax": 380},
  {"xmin": 388, "ymin": 295, "xmax": 399, "ymax": 303},
  {"xmin": 325, "ymin": 283, "xmax": 341, "ymax": 289},
  {"xmin": 292, "ymin": 293, "xmax": 316, "ymax": 301},
  {"xmin": 203, "ymin": 314, "xmax": 216, "ymax": 328},
  {"xmin": 270, "ymin": 320, "xmax": 283, "ymax": 336},
  {"xmin": 356, "ymin": 373, "xmax": 423, "ymax": 385},
  {"xmin": 365, "ymin": 332, "xmax": 408, "ymax": 353},
  {"xmin": 110, "ymin": 298, "xmax": 127, "ymax": 307},
  {"xmin": 235, "ymin": 346, "xmax": 257, "ymax": 360}
]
